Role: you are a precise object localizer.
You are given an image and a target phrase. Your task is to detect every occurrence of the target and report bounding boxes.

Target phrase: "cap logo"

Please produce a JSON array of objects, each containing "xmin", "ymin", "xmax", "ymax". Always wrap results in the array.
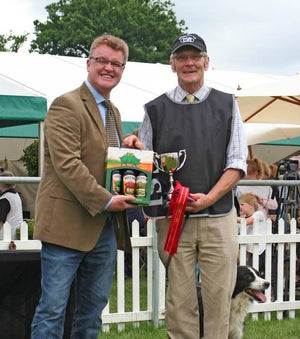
[{"xmin": 179, "ymin": 35, "xmax": 196, "ymax": 44}]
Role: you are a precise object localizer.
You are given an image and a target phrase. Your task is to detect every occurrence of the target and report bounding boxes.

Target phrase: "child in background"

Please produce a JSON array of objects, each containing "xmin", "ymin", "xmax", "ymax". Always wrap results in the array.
[
  {"xmin": 237, "ymin": 158, "xmax": 278, "ymax": 219},
  {"xmin": 237, "ymin": 193, "xmax": 267, "ymax": 275}
]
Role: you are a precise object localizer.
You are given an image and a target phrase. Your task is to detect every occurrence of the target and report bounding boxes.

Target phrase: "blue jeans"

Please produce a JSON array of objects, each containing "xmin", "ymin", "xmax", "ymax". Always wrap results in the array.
[{"xmin": 31, "ymin": 218, "xmax": 117, "ymax": 339}]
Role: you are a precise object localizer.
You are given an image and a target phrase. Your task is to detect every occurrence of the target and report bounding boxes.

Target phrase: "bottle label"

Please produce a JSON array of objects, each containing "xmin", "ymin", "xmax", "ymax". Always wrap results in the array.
[
  {"xmin": 135, "ymin": 175, "xmax": 147, "ymax": 197},
  {"xmin": 123, "ymin": 174, "xmax": 136, "ymax": 196},
  {"xmin": 111, "ymin": 172, "xmax": 121, "ymax": 194}
]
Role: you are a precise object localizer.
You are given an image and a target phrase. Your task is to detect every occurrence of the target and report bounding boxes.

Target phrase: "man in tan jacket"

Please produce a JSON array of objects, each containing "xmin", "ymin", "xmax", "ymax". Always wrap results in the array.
[{"xmin": 31, "ymin": 35, "xmax": 139, "ymax": 338}]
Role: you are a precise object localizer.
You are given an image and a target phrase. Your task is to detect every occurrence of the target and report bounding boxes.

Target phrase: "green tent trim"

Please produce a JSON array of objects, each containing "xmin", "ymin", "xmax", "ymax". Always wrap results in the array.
[
  {"xmin": 122, "ymin": 121, "xmax": 140, "ymax": 135},
  {"xmin": 0, "ymin": 120, "xmax": 140, "ymax": 138},
  {"xmin": 0, "ymin": 123, "xmax": 38, "ymax": 138},
  {"xmin": 0, "ymin": 95, "xmax": 47, "ymax": 128},
  {"xmin": 260, "ymin": 136, "xmax": 300, "ymax": 146}
]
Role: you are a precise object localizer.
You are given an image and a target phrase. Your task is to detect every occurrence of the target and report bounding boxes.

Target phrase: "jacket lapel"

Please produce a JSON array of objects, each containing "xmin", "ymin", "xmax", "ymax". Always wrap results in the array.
[
  {"xmin": 79, "ymin": 82, "xmax": 106, "ymax": 135},
  {"xmin": 79, "ymin": 82, "xmax": 123, "ymax": 144}
]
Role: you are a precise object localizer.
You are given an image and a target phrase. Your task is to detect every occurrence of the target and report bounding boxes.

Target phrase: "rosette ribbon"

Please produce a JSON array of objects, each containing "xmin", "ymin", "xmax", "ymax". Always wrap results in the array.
[{"xmin": 164, "ymin": 180, "xmax": 193, "ymax": 256}]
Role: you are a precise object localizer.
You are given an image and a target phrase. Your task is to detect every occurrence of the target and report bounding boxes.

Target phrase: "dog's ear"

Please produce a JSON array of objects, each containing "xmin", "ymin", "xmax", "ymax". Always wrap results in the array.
[
  {"xmin": 233, "ymin": 266, "xmax": 254, "ymax": 298},
  {"xmin": 250, "ymin": 266, "xmax": 260, "ymax": 277}
]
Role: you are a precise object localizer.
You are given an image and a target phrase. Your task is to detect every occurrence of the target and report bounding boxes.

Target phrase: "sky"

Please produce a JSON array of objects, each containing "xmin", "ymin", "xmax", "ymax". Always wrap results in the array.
[{"xmin": 0, "ymin": 0, "xmax": 300, "ymax": 76}]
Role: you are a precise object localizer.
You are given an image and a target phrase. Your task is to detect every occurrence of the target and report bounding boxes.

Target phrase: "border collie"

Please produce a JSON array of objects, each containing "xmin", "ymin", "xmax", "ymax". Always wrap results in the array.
[{"xmin": 197, "ymin": 265, "xmax": 270, "ymax": 339}]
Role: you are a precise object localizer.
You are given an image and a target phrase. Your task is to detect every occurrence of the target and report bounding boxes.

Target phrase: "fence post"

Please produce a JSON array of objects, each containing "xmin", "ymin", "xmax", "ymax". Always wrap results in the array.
[
  {"xmin": 132, "ymin": 220, "xmax": 140, "ymax": 328},
  {"xmin": 3, "ymin": 222, "xmax": 11, "ymax": 241},
  {"xmin": 146, "ymin": 219, "xmax": 153, "ymax": 321},
  {"xmin": 288, "ymin": 219, "xmax": 297, "ymax": 319},
  {"xmin": 20, "ymin": 221, "xmax": 28, "ymax": 240},
  {"xmin": 239, "ymin": 220, "xmax": 247, "ymax": 265},
  {"xmin": 264, "ymin": 219, "xmax": 272, "ymax": 320},
  {"xmin": 152, "ymin": 219, "xmax": 160, "ymax": 327}
]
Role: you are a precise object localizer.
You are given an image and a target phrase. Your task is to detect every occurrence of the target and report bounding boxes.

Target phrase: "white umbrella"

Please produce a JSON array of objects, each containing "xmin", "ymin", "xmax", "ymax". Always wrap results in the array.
[
  {"xmin": 236, "ymin": 75, "xmax": 300, "ymax": 124},
  {"xmin": 236, "ymin": 75, "xmax": 300, "ymax": 162},
  {"xmin": 250, "ymin": 143, "xmax": 300, "ymax": 164},
  {"xmin": 243, "ymin": 122, "xmax": 300, "ymax": 162},
  {"xmin": 243, "ymin": 123, "xmax": 300, "ymax": 145}
]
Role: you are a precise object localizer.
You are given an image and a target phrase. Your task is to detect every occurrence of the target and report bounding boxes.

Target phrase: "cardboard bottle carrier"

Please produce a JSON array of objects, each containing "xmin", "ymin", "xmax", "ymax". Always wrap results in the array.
[{"xmin": 105, "ymin": 147, "xmax": 153, "ymax": 205}]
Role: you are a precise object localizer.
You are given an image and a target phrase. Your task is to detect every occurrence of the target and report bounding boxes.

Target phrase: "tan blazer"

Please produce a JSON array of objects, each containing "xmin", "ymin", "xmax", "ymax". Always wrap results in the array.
[{"xmin": 34, "ymin": 82, "xmax": 126, "ymax": 251}]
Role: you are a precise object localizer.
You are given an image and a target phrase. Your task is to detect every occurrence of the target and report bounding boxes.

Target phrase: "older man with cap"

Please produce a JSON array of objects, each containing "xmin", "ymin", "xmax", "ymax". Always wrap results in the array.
[{"xmin": 123, "ymin": 33, "xmax": 247, "ymax": 338}]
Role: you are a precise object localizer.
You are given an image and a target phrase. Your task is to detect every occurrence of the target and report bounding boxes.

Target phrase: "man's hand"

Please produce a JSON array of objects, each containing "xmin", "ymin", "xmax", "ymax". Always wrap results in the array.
[
  {"xmin": 185, "ymin": 193, "xmax": 213, "ymax": 213},
  {"xmin": 122, "ymin": 135, "xmax": 144, "ymax": 150},
  {"xmin": 106, "ymin": 195, "xmax": 137, "ymax": 212},
  {"xmin": 186, "ymin": 169, "xmax": 243, "ymax": 214}
]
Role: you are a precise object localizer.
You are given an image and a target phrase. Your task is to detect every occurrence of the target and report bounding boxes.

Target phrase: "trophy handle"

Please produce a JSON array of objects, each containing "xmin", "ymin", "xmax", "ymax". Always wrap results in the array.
[
  {"xmin": 177, "ymin": 149, "xmax": 187, "ymax": 171},
  {"xmin": 153, "ymin": 152, "xmax": 164, "ymax": 172}
]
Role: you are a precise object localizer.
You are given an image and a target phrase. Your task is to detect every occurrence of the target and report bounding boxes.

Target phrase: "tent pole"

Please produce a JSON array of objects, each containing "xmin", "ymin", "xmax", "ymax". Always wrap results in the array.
[{"xmin": 248, "ymin": 145, "xmax": 253, "ymax": 160}]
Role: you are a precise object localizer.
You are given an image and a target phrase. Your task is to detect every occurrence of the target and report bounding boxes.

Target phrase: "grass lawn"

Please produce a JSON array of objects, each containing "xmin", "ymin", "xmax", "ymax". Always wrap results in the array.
[
  {"xmin": 99, "ymin": 313, "xmax": 300, "ymax": 338},
  {"xmin": 99, "ymin": 275, "xmax": 300, "ymax": 338}
]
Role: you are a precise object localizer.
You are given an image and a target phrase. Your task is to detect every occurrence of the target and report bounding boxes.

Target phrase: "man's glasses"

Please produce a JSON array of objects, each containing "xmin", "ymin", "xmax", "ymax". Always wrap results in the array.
[
  {"xmin": 173, "ymin": 53, "xmax": 206, "ymax": 63},
  {"xmin": 90, "ymin": 56, "xmax": 125, "ymax": 69}
]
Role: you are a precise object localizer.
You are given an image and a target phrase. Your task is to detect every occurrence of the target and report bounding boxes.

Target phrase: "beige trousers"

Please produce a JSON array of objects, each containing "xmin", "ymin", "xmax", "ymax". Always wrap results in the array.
[{"xmin": 156, "ymin": 209, "xmax": 238, "ymax": 339}]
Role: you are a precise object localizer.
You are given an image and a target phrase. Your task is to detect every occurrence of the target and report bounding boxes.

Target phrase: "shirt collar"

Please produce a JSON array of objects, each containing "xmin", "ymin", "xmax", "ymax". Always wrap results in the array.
[
  {"xmin": 85, "ymin": 80, "xmax": 107, "ymax": 104},
  {"xmin": 168, "ymin": 84, "xmax": 211, "ymax": 102}
]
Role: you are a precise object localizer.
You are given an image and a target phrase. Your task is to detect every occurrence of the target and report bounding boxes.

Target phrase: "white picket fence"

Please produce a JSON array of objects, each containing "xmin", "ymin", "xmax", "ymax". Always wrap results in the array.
[
  {"xmin": 101, "ymin": 217, "xmax": 300, "ymax": 331},
  {"xmin": 239, "ymin": 217, "xmax": 300, "ymax": 321},
  {"xmin": 102, "ymin": 219, "xmax": 166, "ymax": 332},
  {"xmin": 0, "ymin": 220, "xmax": 41, "ymax": 249},
  {"xmin": 1, "ymin": 217, "xmax": 300, "ymax": 331}
]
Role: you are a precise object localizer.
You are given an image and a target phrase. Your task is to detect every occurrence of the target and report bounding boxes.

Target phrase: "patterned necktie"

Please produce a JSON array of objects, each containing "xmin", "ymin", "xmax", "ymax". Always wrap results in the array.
[
  {"xmin": 185, "ymin": 94, "xmax": 196, "ymax": 103},
  {"xmin": 104, "ymin": 100, "xmax": 119, "ymax": 147}
]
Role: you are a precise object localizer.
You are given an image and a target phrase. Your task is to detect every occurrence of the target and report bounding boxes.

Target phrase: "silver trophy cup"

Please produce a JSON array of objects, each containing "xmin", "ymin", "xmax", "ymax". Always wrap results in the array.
[{"xmin": 153, "ymin": 149, "xmax": 187, "ymax": 199}]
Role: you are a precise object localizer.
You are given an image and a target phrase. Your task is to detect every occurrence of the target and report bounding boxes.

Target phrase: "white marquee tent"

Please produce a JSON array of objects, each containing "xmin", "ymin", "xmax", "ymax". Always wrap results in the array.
[
  {"xmin": 0, "ymin": 51, "xmax": 282, "ymax": 122},
  {"xmin": 1, "ymin": 51, "xmax": 299, "ymax": 162},
  {"xmin": 1, "ymin": 52, "xmax": 299, "ymax": 218}
]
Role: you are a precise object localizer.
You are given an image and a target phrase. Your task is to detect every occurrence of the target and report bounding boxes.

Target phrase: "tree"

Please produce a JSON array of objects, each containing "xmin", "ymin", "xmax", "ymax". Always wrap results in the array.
[
  {"xmin": 21, "ymin": 140, "xmax": 39, "ymax": 177},
  {"xmin": 0, "ymin": 31, "xmax": 28, "ymax": 52},
  {"xmin": 30, "ymin": 0, "xmax": 187, "ymax": 64}
]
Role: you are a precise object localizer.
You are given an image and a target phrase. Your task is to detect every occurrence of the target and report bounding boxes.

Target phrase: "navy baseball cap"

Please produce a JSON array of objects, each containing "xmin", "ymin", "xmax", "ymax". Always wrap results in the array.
[{"xmin": 171, "ymin": 33, "xmax": 207, "ymax": 54}]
